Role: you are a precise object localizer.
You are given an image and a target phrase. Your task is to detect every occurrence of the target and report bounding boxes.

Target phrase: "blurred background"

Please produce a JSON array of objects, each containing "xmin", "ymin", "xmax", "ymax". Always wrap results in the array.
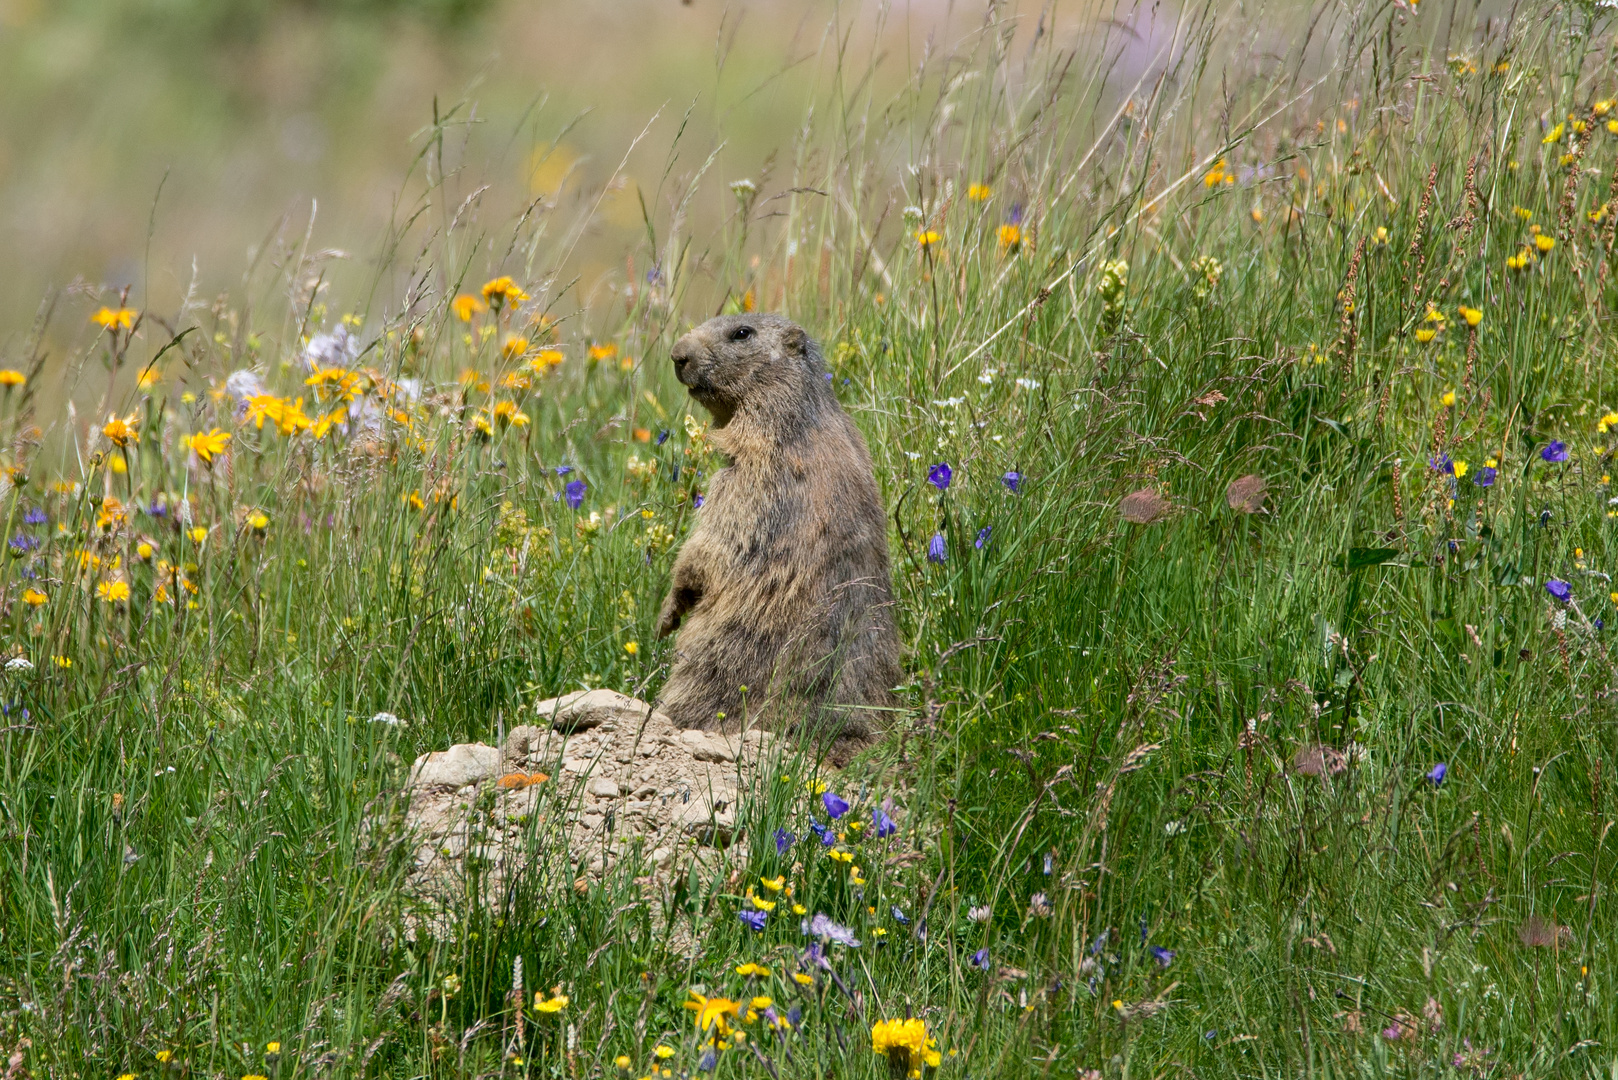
[{"xmin": 0, "ymin": 0, "xmax": 1055, "ymax": 352}]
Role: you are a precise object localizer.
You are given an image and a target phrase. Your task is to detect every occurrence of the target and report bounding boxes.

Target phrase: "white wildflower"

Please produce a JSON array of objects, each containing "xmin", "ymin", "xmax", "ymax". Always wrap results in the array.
[{"xmin": 303, "ymin": 324, "xmax": 360, "ymax": 372}]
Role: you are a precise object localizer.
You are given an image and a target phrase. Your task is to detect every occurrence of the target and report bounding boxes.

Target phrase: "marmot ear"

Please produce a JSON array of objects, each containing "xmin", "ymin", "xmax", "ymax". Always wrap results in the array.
[{"xmin": 781, "ymin": 325, "xmax": 808, "ymax": 357}]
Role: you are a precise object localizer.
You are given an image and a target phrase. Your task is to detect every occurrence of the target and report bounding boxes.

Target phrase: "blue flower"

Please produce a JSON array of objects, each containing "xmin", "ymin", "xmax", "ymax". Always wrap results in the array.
[
  {"xmin": 22, "ymin": 508, "xmax": 46, "ymax": 525},
  {"xmin": 693, "ymin": 493, "xmax": 705, "ymax": 509},
  {"xmin": 1597, "ymin": 618, "xmax": 1606, "ymax": 631},
  {"xmin": 564, "ymin": 479, "xmax": 587, "ymax": 509},
  {"xmin": 1089, "ymin": 929, "xmax": 1109, "ymax": 954},
  {"xmin": 928, "ymin": 462, "xmax": 953, "ymax": 491},
  {"xmin": 656, "ymin": 429, "xmax": 670, "ymax": 446},
  {"xmin": 824, "ymin": 372, "xmax": 834, "ymax": 381},
  {"xmin": 555, "ymin": 465, "xmax": 573, "ymax": 476},
  {"xmin": 774, "ymin": 828, "xmax": 797, "ymax": 853},
  {"xmin": 1150, "ymin": 945, "xmax": 1175, "ymax": 968},
  {"xmin": 739, "ymin": 909, "xmax": 768, "ymax": 932},
  {"xmin": 1473, "ymin": 466, "xmax": 1497, "ymax": 487},
  {"xmin": 975, "ymin": 526, "xmax": 992, "ymax": 550},
  {"xmin": 698, "ymin": 1048, "xmax": 717, "ymax": 1072},
  {"xmin": 1546, "ymin": 579, "xmax": 1572, "ymax": 603},
  {"xmin": 970, "ymin": 948, "xmax": 991, "ymax": 969},
  {"xmin": 8, "ymin": 534, "xmax": 38, "ymax": 554},
  {"xmin": 1542, "ymin": 441, "xmax": 1569, "ymax": 463},
  {"xmin": 927, "ymin": 533, "xmax": 947, "ymax": 563},
  {"xmin": 1007, "ymin": 203, "xmax": 1024, "ymax": 225},
  {"xmin": 891, "ymin": 906, "xmax": 909, "ymax": 925},
  {"xmin": 147, "ymin": 501, "xmax": 167, "ymax": 517},
  {"xmin": 822, "ymin": 791, "xmax": 849, "ymax": 819},
  {"xmin": 872, "ymin": 807, "xmax": 897, "ymax": 838},
  {"xmin": 805, "ymin": 912, "xmax": 860, "ymax": 946},
  {"xmin": 1426, "ymin": 762, "xmax": 1448, "ymax": 786},
  {"xmin": 1003, "ymin": 471, "xmax": 1022, "ymax": 493},
  {"xmin": 808, "ymin": 820, "xmax": 835, "ymax": 846},
  {"xmin": 1429, "ymin": 454, "xmax": 1454, "ymax": 475}
]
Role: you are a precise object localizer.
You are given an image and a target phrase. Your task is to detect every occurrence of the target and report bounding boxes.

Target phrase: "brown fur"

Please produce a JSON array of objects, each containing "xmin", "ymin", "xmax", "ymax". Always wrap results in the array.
[{"xmin": 654, "ymin": 314, "xmax": 900, "ymax": 760}]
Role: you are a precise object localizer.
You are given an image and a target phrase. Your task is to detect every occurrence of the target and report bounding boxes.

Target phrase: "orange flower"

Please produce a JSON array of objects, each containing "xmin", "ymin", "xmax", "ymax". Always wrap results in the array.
[{"xmin": 452, "ymin": 294, "xmax": 487, "ymax": 321}]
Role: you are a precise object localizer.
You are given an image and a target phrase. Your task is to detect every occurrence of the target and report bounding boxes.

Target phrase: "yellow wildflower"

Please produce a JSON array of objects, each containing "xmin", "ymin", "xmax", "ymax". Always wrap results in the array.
[
  {"xmin": 1440, "ymin": 390, "xmax": 1455, "ymax": 407},
  {"xmin": 102, "ymin": 413, "xmax": 139, "ymax": 447},
  {"xmin": 97, "ymin": 580, "xmax": 131, "ymax": 603},
  {"xmin": 304, "ymin": 367, "xmax": 361, "ymax": 402},
  {"xmin": 491, "ymin": 400, "xmax": 529, "ymax": 427},
  {"xmin": 685, "ymin": 991, "xmax": 740, "ymax": 1034},
  {"xmin": 915, "ymin": 229, "xmax": 941, "ymax": 248},
  {"xmin": 966, "ymin": 183, "xmax": 992, "ymax": 201},
  {"xmin": 1535, "ymin": 234, "xmax": 1556, "ymax": 252},
  {"xmin": 247, "ymin": 511, "xmax": 269, "ymax": 531},
  {"xmin": 792, "ymin": 972, "xmax": 813, "ymax": 985},
  {"xmin": 624, "ymin": 641, "xmax": 639, "ymax": 656},
  {"xmin": 22, "ymin": 588, "xmax": 47, "ymax": 606},
  {"xmin": 997, "ymin": 223, "xmax": 1023, "ymax": 250},
  {"xmin": 870, "ymin": 1018, "xmax": 942, "ymax": 1079},
  {"xmin": 1458, "ymin": 305, "xmax": 1482, "ymax": 326},
  {"xmin": 761, "ymin": 875, "xmax": 786, "ymax": 892},
  {"xmin": 1415, "ymin": 328, "xmax": 1438, "ymax": 343},
  {"xmin": 452, "ymin": 294, "xmax": 487, "ymax": 321},
  {"xmin": 502, "ymin": 335, "xmax": 530, "ymax": 360},
  {"xmin": 588, "ymin": 343, "xmax": 618, "ymax": 364},
  {"xmin": 481, "ymin": 276, "xmax": 530, "ymax": 307},
  {"xmin": 1452, "ymin": 460, "xmax": 1468, "ymax": 479},
  {"xmin": 0, "ymin": 370, "xmax": 26, "ymax": 387},
  {"xmin": 1203, "ymin": 159, "xmax": 1230, "ymax": 187},
  {"xmin": 92, "ymin": 307, "xmax": 137, "ymax": 331},
  {"xmin": 189, "ymin": 526, "xmax": 208, "ymax": 544},
  {"xmin": 1542, "ymin": 122, "xmax": 1565, "ymax": 144},
  {"xmin": 1599, "ymin": 412, "xmax": 1618, "ymax": 433},
  {"xmin": 533, "ymin": 993, "xmax": 569, "ymax": 1013},
  {"xmin": 185, "ymin": 429, "xmax": 232, "ymax": 463},
  {"xmin": 735, "ymin": 962, "xmax": 772, "ymax": 977}
]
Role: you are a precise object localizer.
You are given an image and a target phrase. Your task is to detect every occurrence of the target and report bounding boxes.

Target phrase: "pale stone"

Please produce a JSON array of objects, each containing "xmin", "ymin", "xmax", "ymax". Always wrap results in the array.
[
  {"xmin": 409, "ymin": 742, "xmax": 500, "ymax": 789},
  {"xmin": 588, "ymin": 777, "xmax": 622, "ymax": 799},
  {"xmin": 534, "ymin": 688, "xmax": 655, "ymax": 732}
]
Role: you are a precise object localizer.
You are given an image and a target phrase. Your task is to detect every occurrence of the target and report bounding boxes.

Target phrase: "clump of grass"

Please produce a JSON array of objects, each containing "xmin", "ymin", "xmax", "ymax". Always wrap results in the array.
[{"xmin": 1, "ymin": 1, "xmax": 1617, "ymax": 1077}]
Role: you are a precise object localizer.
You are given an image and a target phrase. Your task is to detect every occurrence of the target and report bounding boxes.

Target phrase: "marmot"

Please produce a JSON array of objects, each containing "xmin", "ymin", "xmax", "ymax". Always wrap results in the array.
[{"xmin": 655, "ymin": 313, "xmax": 900, "ymax": 759}]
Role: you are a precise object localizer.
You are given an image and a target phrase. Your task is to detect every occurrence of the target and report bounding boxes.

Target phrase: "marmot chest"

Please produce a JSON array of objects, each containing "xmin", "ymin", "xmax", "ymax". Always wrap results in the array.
[{"xmin": 698, "ymin": 457, "xmax": 865, "ymax": 577}]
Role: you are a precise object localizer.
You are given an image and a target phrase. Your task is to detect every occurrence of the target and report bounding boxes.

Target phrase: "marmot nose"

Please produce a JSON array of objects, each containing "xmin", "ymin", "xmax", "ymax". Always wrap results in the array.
[{"xmin": 671, "ymin": 336, "xmax": 699, "ymax": 377}]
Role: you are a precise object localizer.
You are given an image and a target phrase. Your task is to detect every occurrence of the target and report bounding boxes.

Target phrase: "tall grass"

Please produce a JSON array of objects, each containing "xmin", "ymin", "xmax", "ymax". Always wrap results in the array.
[{"xmin": 1, "ymin": 0, "xmax": 1617, "ymax": 1076}]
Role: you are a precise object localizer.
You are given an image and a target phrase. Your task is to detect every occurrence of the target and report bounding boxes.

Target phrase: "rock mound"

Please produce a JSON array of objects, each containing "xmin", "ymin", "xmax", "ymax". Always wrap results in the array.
[{"xmin": 396, "ymin": 690, "xmax": 778, "ymax": 926}]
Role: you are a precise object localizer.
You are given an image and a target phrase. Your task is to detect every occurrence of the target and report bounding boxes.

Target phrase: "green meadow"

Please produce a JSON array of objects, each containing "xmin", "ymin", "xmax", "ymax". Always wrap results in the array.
[{"xmin": 1, "ymin": 0, "xmax": 1617, "ymax": 1076}]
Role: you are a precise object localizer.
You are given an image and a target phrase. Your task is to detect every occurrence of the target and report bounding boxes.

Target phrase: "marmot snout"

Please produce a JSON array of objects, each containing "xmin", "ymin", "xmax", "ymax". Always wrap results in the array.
[{"xmin": 655, "ymin": 314, "xmax": 901, "ymax": 759}]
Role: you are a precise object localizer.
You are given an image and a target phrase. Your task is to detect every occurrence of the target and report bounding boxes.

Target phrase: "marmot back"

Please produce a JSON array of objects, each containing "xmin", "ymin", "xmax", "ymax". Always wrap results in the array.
[{"xmin": 654, "ymin": 314, "xmax": 900, "ymax": 760}]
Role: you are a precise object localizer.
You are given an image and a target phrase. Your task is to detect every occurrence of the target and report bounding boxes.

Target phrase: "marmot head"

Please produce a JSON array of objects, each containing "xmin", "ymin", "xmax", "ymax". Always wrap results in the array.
[{"xmin": 670, "ymin": 314, "xmax": 826, "ymax": 426}]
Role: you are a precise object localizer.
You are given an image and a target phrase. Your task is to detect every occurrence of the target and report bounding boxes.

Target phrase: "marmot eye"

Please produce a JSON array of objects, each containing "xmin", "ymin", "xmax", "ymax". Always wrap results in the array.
[{"xmin": 729, "ymin": 325, "xmax": 753, "ymax": 342}]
